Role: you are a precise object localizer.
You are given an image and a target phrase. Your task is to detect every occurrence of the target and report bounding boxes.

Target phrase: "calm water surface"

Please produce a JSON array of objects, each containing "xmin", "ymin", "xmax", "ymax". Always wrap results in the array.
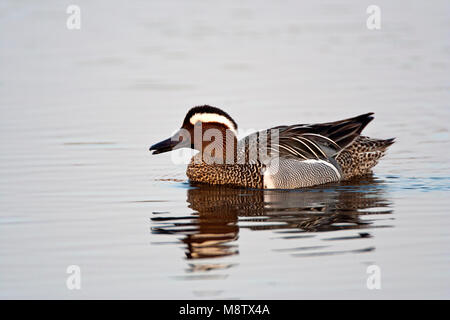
[{"xmin": 0, "ymin": 0, "xmax": 449, "ymax": 299}]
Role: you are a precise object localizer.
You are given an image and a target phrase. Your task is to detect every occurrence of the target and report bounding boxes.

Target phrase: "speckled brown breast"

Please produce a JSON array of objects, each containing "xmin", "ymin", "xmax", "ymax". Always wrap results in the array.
[{"xmin": 186, "ymin": 158, "xmax": 264, "ymax": 189}]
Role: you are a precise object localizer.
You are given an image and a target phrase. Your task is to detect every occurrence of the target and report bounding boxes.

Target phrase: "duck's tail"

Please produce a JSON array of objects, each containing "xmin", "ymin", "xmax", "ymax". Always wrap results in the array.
[{"xmin": 336, "ymin": 136, "xmax": 395, "ymax": 179}]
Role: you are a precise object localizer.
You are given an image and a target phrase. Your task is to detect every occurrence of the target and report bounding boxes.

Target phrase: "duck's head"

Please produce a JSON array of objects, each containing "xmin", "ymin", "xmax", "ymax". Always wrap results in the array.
[{"xmin": 149, "ymin": 105, "xmax": 238, "ymax": 155}]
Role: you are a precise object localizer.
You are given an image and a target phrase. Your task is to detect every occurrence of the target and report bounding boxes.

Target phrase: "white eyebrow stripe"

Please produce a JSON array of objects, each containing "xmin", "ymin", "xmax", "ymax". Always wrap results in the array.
[{"xmin": 189, "ymin": 113, "xmax": 238, "ymax": 136}]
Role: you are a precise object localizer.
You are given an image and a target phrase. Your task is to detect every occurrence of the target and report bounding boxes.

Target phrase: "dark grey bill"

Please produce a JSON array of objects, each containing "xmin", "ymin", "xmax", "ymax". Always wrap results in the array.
[{"xmin": 149, "ymin": 137, "xmax": 179, "ymax": 155}]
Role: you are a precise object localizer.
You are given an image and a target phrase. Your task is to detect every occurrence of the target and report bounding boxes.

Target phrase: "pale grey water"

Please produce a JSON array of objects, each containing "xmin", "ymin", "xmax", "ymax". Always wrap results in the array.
[{"xmin": 0, "ymin": 0, "xmax": 449, "ymax": 299}]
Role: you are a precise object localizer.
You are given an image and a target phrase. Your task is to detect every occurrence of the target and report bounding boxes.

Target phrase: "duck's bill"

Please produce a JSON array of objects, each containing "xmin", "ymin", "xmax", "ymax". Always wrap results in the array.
[{"xmin": 149, "ymin": 137, "xmax": 179, "ymax": 155}]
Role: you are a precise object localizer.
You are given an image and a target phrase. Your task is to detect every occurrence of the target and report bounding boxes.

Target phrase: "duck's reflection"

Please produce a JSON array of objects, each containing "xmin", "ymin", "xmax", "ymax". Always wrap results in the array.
[{"xmin": 151, "ymin": 175, "xmax": 393, "ymax": 269}]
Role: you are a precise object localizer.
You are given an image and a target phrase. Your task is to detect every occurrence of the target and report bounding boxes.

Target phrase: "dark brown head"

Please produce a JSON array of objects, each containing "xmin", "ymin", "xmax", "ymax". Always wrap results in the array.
[{"xmin": 149, "ymin": 105, "xmax": 238, "ymax": 162}]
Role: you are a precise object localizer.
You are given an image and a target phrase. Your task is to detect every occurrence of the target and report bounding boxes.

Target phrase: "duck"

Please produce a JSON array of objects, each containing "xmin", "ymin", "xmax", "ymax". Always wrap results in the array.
[{"xmin": 149, "ymin": 105, "xmax": 394, "ymax": 189}]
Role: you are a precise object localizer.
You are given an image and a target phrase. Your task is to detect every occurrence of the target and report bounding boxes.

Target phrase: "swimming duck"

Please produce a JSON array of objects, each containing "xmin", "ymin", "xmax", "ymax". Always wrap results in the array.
[{"xmin": 150, "ymin": 105, "xmax": 394, "ymax": 189}]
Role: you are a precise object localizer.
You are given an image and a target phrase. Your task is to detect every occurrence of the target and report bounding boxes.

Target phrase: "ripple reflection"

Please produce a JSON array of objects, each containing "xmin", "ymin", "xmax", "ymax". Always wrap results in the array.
[{"xmin": 151, "ymin": 175, "xmax": 393, "ymax": 272}]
